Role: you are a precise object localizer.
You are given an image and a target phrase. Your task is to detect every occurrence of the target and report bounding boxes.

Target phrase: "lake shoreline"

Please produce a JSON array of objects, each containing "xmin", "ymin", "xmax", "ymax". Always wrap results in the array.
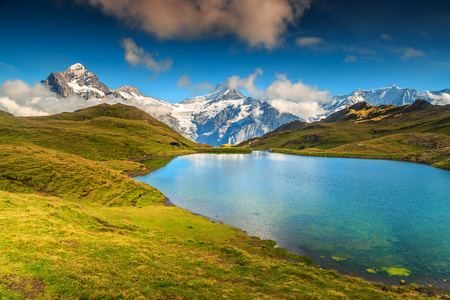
[
  {"xmin": 134, "ymin": 152, "xmax": 450, "ymax": 297},
  {"xmin": 270, "ymin": 148, "xmax": 450, "ymax": 171},
  {"xmin": 144, "ymin": 192, "xmax": 450, "ymax": 297}
]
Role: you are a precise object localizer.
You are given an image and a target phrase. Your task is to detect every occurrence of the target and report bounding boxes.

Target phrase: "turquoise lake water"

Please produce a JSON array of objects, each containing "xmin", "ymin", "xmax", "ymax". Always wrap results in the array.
[{"xmin": 136, "ymin": 151, "xmax": 450, "ymax": 286}]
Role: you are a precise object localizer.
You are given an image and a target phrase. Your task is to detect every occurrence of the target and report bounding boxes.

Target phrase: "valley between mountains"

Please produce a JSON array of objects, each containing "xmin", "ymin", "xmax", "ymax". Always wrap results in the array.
[
  {"xmin": 0, "ymin": 64, "xmax": 449, "ymax": 299},
  {"xmin": 40, "ymin": 63, "xmax": 450, "ymax": 147}
]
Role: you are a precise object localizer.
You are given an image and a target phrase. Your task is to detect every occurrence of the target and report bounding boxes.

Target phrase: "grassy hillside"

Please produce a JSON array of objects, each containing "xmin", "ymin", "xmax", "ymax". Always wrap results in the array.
[
  {"xmin": 2, "ymin": 188, "xmax": 436, "ymax": 299},
  {"xmin": 0, "ymin": 145, "xmax": 165, "ymax": 206},
  {"xmin": 0, "ymin": 104, "xmax": 446, "ymax": 298},
  {"xmin": 238, "ymin": 101, "xmax": 450, "ymax": 169},
  {"xmin": 0, "ymin": 103, "xmax": 200, "ymax": 160}
]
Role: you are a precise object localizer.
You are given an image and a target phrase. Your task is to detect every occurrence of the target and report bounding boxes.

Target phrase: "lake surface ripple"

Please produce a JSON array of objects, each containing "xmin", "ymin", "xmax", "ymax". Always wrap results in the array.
[{"xmin": 136, "ymin": 151, "xmax": 450, "ymax": 286}]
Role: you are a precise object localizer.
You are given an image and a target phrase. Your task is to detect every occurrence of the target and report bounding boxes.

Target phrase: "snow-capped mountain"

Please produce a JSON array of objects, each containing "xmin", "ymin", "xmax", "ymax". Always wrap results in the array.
[
  {"xmin": 41, "ymin": 64, "xmax": 298, "ymax": 146},
  {"xmin": 41, "ymin": 63, "xmax": 448, "ymax": 146},
  {"xmin": 42, "ymin": 63, "xmax": 122, "ymax": 99},
  {"xmin": 327, "ymin": 84, "xmax": 445, "ymax": 113},
  {"xmin": 170, "ymin": 79, "xmax": 297, "ymax": 145}
]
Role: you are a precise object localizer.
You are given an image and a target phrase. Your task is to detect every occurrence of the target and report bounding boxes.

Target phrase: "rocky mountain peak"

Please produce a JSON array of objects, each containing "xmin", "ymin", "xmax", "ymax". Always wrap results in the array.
[
  {"xmin": 41, "ymin": 63, "xmax": 121, "ymax": 100},
  {"xmin": 208, "ymin": 78, "xmax": 244, "ymax": 101},
  {"xmin": 63, "ymin": 63, "xmax": 98, "ymax": 85},
  {"xmin": 115, "ymin": 85, "xmax": 143, "ymax": 97},
  {"xmin": 65, "ymin": 63, "xmax": 86, "ymax": 76},
  {"xmin": 212, "ymin": 78, "xmax": 233, "ymax": 92}
]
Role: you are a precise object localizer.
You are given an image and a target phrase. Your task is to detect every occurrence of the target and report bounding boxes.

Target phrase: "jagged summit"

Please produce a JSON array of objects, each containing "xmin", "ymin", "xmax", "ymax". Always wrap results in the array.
[
  {"xmin": 327, "ymin": 85, "xmax": 429, "ymax": 112},
  {"xmin": 65, "ymin": 63, "xmax": 86, "ymax": 76},
  {"xmin": 207, "ymin": 78, "xmax": 244, "ymax": 101},
  {"xmin": 181, "ymin": 77, "xmax": 245, "ymax": 104},
  {"xmin": 212, "ymin": 78, "xmax": 233, "ymax": 92},
  {"xmin": 39, "ymin": 63, "xmax": 449, "ymax": 148},
  {"xmin": 115, "ymin": 85, "xmax": 144, "ymax": 98},
  {"xmin": 42, "ymin": 64, "xmax": 123, "ymax": 100}
]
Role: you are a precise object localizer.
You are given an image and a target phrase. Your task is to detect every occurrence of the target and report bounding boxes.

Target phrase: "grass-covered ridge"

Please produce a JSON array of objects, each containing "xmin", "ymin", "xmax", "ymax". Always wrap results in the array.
[
  {"xmin": 239, "ymin": 101, "xmax": 450, "ymax": 169},
  {"xmin": 0, "ymin": 145, "xmax": 165, "ymax": 207},
  {"xmin": 0, "ymin": 104, "xmax": 445, "ymax": 298},
  {"xmin": 0, "ymin": 103, "xmax": 201, "ymax": 160}
]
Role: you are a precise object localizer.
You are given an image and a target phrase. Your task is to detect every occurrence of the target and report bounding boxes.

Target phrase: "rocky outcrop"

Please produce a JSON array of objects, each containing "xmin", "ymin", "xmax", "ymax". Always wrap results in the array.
[
  {"xmin": 41, "ymin": 72, "xmax": 73, "ymax": 97},
  {"xmin": 41, "ymin": 63, "xmax": 122, "ymax": 99},
  {"xmin": 402, "ymin": 99, "xmax": 432, "ymax": 113},
  {"xmin": 115, "ymin": 85, "xmax": 144, "ymax": 97}
]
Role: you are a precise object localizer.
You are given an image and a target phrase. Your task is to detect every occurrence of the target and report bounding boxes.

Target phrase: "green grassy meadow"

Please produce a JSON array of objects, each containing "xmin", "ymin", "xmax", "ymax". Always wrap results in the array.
[
  {"xmin": 0, "ymin": 104, "xmax": 447, "ymax": 299},
  {"xmin": 239, "ymin": 102, "xmax": 450, "ymax": 170}
]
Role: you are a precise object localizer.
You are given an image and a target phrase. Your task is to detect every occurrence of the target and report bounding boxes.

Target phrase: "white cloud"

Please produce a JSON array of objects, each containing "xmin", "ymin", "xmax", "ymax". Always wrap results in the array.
[
  {"xmin": 263, "ymin": 74, "xmax": 331, "ymax": 104},
  {"xmin": 400, "ymin": 47, "xmax": 425, "ymax": 60},
  {"xmin": 380, "ymin": 34, "xmax": 393, "ymax": 41},
  {"xmin": 296, "ymin": 37, "xmax": 336, "ymax": 52},
  {"xmin": 296, "ymin": 37, "xmax": 324, "ymax": 48},
  {"xmin": 120, "ymin": 38, "xmax": 172, "ymax": 73},
  {"xmin": 0, "ymin": 79, "xmax": 172, "ymax": 118},
  {"xmin": 0, "ymin": 96, "xmax": 48, "ymax": 116},
  {"xmin": 83, "ymin": 0, "xmax": 312, "ymax": 49},
  {"xmin": 251, "ymin": 106, "xmax": 264, "ymax": 119},
  {"xmin": 229, "ymin": 68, "xmax": 264, "ymax": 98},
  {"xmin": 177, "ymin": 74, "xmax": 214, "ymax": 95},
  {"xmin": 262, "ymin": 74, "xmax": 331, "ymax": 120},
  {"xmin": 228, "ymin": 70, "xmax": 331, "ymax": 120},
  {"xmin": 269, "ymin": 99, "xmax": 327, "ymax": 121},
  {"xmin": 426, "ymin": 91, "xmax": 450, "ymax": 105},
  {"xmin": 0, "ymin": 71, "xmax": 332, "ymax": 122},
  {"xmin": 0, "ymin": 79, "xmax": 105, "ymax": 116},
  {"xmin": 344, "ymin": 55, "xmax": 358, "ymax": 63}
]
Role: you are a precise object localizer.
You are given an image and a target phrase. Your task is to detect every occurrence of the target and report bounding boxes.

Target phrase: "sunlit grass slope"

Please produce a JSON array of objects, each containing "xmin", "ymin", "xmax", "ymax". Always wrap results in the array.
[
  {"xmin": 239, "ymin": 101, "xmax": 450, "ymax": 169},
  {"xmin": 273, "ymin": 133, "xmax": 450, "ymax": 169},
  {"xmin": 1, "ymin": 188, "xmax": 432, "ymax": 299},
  {"xmin": 0, "ymin": 145, "xmax": 165, "ymax": 206},
  {"xmin": 0, "ymin": 103, "xmax": 200, "ymax": 160},
  {"xmin": 0, "ymin": 103, "xmax": 442, "ymax": 298}
]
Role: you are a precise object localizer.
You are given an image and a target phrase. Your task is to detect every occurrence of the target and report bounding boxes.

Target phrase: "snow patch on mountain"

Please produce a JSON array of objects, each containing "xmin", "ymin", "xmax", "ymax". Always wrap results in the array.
[
  {"xmin": 37, "ymin": 63, "xmax": 449, "ymax": 146},
  {"xmin": 66, "ymin": 81, "xmax": 106, "ymax": 97},
  {"xmin": 326, "ymin": 84, "xmax": 446, "ymax": 113}
]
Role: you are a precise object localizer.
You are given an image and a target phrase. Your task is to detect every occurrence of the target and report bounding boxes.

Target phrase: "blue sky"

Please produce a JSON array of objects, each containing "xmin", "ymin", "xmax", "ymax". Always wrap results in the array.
[{"xmin": 0, "ymin": 0, "xmax": 449, "ymax": 103}]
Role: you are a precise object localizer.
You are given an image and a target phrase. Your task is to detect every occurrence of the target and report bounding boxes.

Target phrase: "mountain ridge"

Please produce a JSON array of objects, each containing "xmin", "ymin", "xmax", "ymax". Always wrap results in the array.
[
  {"xmin": 40, "ymin": 63, "xmax": 449, "ymax": 146},
  {"xmin": 238, "ymin": 99, "xmax": 450, "ymax": 150},
  {"xmin": 1, "ymin": 102, "xmax": 200, "ymax": 161}
]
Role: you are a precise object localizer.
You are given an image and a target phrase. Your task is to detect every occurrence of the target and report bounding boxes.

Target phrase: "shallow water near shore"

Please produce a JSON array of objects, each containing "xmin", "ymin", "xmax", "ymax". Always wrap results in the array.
[{"xmin": 136, "ymin": 151, "xmax": 450, "ymax": 287}]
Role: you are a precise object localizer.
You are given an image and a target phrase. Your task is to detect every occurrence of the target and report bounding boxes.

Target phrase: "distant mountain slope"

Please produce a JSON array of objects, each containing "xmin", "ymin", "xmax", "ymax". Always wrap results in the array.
[
  {"xmin": 171, "ymin": 79, "xmax": 298, "ymax": 145},
  {"xmin": 0, "ymin": 103, "xmax": 200, "ymax": 160},
  {"xmin": 40, "ymin": 64, "xmax": 449, "ymax": 147},
  {"xmin": 41, "ymin": 64, "xmax": 298, "ymax": 146},
  {"xmin": 326, "ymin": 85, "xmax": 448, "ymax": 113},
  {"xmin": 42, "ymin": 63, "xmax": 121, "ymax": 99},
  {"xmin": 264, "ymin": 120, "xmax": 307, "ymax": 136},
  {"xmin": 237, "ymin": 100, "xmax": 450, "ymax": 151}
]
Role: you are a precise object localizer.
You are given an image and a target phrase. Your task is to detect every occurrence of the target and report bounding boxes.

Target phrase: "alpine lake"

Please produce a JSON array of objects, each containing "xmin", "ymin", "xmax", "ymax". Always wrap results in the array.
[{"xmin": 136, "ymin": 151, "xmax": 450, "ymax": 287}]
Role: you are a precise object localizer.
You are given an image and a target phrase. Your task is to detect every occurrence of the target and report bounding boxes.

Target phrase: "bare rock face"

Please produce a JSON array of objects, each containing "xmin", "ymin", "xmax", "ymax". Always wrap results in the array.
[
  {"xmin": 41, "ymin": 71, "xmax": 73, "ymax": 97},
  {"xmin": 115, "ymin": 85, "xmax": 143, "ymax": 97},
  {"xmin": 41, "ymin": 63, "xmax": 122, "ymax": 99}
]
